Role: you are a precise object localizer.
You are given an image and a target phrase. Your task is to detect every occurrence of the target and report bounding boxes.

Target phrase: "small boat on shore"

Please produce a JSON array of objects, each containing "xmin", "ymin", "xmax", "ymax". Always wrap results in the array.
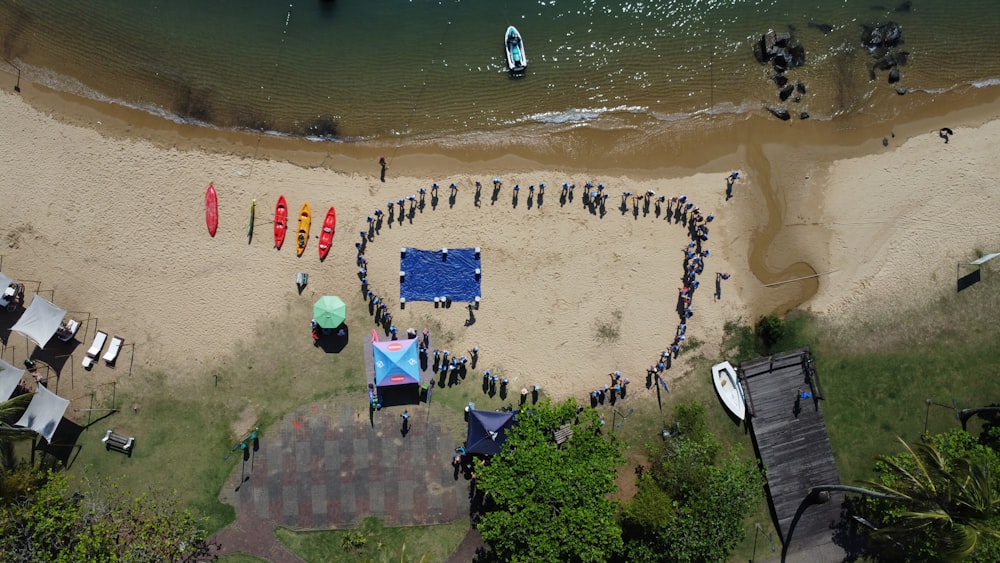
[
  {"xmin": 205, "ymin": 183, "xmax": 218, "ymax": 237},
  {"xmin": 318, "ymin": 206, "xmax": 336, "ymax": 260},
  {"xmin": 274, "ymin": 195, "xmax": 288, "ymax": 249},
  {"xmin": 712, "ymin": 361, "xmax": 746, "ymax": 420},
  {"xmin": 296, "ymin": 202, "xmax": 311, "ymax": 257},
  {"xmin": 504, "ymin": 26, "xmax": 526, "ymax": 73}
]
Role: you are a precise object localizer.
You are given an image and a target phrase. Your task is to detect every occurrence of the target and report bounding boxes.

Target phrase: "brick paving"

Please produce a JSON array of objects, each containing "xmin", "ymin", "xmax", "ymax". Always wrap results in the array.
[{"xmin": 211, "ymin": 401, "xmax": 471, "ymax": 560}]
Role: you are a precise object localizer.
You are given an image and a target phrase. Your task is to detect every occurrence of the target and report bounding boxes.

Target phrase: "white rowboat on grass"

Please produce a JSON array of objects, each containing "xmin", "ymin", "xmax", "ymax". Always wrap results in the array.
[{"xmin": 712, "ymin": 361, "xmax": 746, "ymax": 420}]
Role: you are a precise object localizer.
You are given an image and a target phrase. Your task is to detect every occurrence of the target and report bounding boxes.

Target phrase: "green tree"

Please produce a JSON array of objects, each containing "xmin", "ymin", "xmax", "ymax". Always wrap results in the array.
[
  {"xmin": 0, "ymin": 470, "xmax": 214, "ymax": 562},
  {"xmin": 621, "ymin": 401, "xmax": 765, "ymax": 562},
  {"xmin": 755, "ymin": 315, "xmax": 786, "ymax": 352},
  {"xmin": 475, "ymin": 399, "xmax": 625, "ymax": 563},
  {"xmin": 854, "ymin": 432, "xmax": 1000, "ymax": 562}
]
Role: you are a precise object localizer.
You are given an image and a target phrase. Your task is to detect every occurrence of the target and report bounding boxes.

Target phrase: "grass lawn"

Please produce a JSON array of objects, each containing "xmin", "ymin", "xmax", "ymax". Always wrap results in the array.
[
  {"xmin": 275, "ymin": 517, "xmax": 470, "ymax": 563},
  {"xmin": 66, "ymin": 296, "xmax": 370, "ymax": 533}
]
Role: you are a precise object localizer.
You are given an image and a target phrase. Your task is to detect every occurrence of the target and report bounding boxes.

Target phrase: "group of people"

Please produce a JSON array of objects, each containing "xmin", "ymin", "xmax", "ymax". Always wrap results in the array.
[{"xmin": 354, "ymin": 176, "xmax": 723, "ymax": 420}]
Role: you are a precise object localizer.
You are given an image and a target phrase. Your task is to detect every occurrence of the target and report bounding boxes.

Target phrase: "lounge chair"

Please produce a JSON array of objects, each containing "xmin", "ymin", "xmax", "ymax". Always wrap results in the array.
[
  {"xmin": 103, "ymin": 335, "xmax": 124, "ymax": 366},
  {"xmin": 82, "ymin": 331, "xmax": 108, "ymax": 369},
  {"xmin": 56, "ymin": 319, "xmax": 81, "ymax": 342}
]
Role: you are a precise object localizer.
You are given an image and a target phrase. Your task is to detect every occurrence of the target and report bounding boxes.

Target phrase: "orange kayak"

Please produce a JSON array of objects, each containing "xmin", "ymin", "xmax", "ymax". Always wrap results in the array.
[{"xmin": 296, "ymin": 202, "xmax": 311, "ymax": 256}]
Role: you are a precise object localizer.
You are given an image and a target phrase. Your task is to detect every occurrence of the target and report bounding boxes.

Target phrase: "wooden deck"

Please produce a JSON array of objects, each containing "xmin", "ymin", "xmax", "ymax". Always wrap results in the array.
[{"xmin": 741, "ymin": 348, "xmax": 843, "ymax": 549}]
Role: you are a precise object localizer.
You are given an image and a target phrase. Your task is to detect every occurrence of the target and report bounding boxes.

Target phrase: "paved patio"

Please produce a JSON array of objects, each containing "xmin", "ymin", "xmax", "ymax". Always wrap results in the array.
[{"xmin": 212, "ymin": 401, "xmax": 472, "ymax": 559}]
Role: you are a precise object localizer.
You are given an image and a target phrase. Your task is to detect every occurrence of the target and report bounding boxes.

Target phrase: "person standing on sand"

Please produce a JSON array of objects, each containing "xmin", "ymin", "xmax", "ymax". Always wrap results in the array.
[
  {"xmin": 725, "ymin": 171, "xmax": 740, "ymax": 200},
  {"xmin": 379, "ymin": 156, "xmax": 387, "ymax": 182}
]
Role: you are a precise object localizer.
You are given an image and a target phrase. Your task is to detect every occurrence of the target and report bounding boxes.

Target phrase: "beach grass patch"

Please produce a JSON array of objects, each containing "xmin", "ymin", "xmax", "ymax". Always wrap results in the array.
[
  {"xmin": 594, "ymin": 308, "xmax": 623, "ymax": 343},
  {"xmin": 275, "ymin": 517, "xmax": 469, "ymax": 563}
]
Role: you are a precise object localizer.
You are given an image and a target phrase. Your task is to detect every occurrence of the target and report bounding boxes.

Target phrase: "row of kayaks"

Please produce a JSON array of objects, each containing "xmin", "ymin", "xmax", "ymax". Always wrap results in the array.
[
  {"xmin": 276, "ymin": 197, "xmax": 337, "ymax": 259},
  {"xmin": 205, "ymin": 184, "xmax": 336, "ymax": 260}
]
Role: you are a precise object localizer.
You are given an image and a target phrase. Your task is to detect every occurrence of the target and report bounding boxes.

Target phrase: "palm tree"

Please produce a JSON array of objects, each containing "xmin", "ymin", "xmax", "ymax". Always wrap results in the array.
[
  {"xmin": 0, "ymin": 394, "xmax": 34, "ymax": 471},
  {"xmin": 781, "ymin": 437, "xmax": 1000, "ymax": 562},
  {"xmin": 861, "ymin": 438, "xmax": 1000, "ymax": 561}
]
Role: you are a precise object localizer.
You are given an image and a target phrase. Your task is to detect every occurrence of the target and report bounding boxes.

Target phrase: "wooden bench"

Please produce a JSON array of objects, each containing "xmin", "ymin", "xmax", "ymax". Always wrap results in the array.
[{"xmin": 102, "ymin": 430, "xmax": 134, "ymax": 457}]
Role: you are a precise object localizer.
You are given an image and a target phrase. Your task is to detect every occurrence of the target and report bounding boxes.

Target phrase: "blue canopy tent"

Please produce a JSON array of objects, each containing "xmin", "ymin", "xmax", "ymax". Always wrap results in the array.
[
  {"xmin": 372, "ymin": 337, "xmax": 421, "ymax": 387},
  {"xmin": 466, "ymin": 410, "xmax": 517, "ymax": 455}
]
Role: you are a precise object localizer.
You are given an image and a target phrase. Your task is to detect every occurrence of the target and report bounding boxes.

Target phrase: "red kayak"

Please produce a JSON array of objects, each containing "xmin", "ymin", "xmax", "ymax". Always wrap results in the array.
[
  {"xmin": 274, "ymin": 195, "xmax": 288, "ymax": 249},
  {"xmin": 318, "ymin": 206, "xmax": 336, "ymax": 260},
  {"xmin": 205, "ymin": 183, "xmax": 218, "ymax": 237}
]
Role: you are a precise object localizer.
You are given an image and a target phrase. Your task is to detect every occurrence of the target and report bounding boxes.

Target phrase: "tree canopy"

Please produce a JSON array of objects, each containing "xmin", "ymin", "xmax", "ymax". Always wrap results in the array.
[
  {"xmin": 475, "ymin": 399, "xmax": 625, "ymax": 563},
  {"xmin": 621, "ymin": 401, "xmax": 765, "ymax": 562},
  {"xmin": 0, "ymin": 470, "xmax": 214, "ymax": 562}
]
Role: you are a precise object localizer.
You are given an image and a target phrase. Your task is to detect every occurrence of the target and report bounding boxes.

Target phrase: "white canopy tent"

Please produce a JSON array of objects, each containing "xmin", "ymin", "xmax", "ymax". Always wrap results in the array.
[
  {"xmin": 15, "ymin": 384, "xmax": 70, "ymax": 443},
  {"xmin": 10, "ymin": 294, "xmax": 66, "ymax": 350},
  {"xmin": 0, "ymin": 359, "xmax": 25, "ymax": 401}
]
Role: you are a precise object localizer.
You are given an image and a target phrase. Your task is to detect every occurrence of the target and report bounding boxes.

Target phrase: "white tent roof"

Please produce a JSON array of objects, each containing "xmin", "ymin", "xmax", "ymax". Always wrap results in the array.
[
  {"xmin": 15, "ymin": 384, "xmax": 70, "ymax": 443},
  {"xmin": 10, "ymin": 294, "xmax": 66, "ymax": 350},
  {"xmin": 0, "ymin": 359, "xmax": 25, "ymax": 401}
]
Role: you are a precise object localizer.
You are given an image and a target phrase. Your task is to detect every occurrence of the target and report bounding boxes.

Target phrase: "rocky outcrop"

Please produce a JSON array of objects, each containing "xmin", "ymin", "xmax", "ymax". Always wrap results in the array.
[
  {"xmin": 864, "ymin": 22, "xmax": 908, "ymax": 88},
  {"xmin": 754, "ymin": 30, "xmax": 806, "ymax": 73},
  {"xmin": 755, "ymin": 30, "xmax": 809, "ymax": 118}
]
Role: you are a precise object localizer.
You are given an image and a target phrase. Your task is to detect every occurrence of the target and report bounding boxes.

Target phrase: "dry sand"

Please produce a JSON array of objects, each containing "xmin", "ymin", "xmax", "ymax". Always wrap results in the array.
[
  {"xmin": 0, "ymin": 91, "xmax": 745, "ymax": 407},
  {"xmin": 0, "ymin": 85, "xmax": 998, "ymax": 409}
]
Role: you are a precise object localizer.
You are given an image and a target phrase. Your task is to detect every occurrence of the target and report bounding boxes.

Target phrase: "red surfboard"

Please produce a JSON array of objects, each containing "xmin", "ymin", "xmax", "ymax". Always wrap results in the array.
[
  {"xmin": 318, "ymin": 206, "xmax": 336, "ymax": 260},
  {"xmin": 205, "ymin": 183, "xmax": 218, "ymax": 237},
  {"xmin": 274, "ymin": 195, "xmax": 288, "ymax": 249}
]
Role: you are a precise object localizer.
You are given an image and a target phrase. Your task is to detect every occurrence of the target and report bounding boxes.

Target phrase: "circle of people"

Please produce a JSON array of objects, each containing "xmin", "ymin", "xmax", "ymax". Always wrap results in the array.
[{"xmin": 353, "ymin": 176, "xmax": 726, "ymax": 417}]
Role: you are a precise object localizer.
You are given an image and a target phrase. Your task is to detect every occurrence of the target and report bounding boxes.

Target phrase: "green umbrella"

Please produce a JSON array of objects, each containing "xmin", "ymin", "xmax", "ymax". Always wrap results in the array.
[{"xmin": 313, "ymin": 295, "xmax": 347, "ymax": 329}]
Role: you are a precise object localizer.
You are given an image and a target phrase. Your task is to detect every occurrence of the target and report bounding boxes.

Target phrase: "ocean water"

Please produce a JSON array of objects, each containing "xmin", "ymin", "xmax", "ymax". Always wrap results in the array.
[{"xmin": 2, "ymin": 0, "xmax": 999, "ymax": 145}]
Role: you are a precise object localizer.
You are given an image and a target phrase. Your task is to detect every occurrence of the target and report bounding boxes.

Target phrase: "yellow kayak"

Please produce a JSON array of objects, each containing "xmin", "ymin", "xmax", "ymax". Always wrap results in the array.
[{"xmin": 296, "ymin": 202, "xmax": 311, "ymax": 256}]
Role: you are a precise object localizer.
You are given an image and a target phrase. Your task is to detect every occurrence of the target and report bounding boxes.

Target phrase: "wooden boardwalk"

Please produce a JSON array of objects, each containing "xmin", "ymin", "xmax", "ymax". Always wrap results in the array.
[{"xmin": 741, "ymin": 348, "xmax": 843, "ymax": 550}]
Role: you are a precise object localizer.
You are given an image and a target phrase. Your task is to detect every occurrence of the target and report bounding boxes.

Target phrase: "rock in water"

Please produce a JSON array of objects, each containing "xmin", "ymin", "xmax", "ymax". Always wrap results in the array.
[
  {"xmin": 779, "ymin": 85, "xmax": 795, "ymax": 101},
  {"xmin": 896, "ymin": 87, "xmax": 907, "ymax": 95},
  {"xmin": 796, "ymin": 81, "xmax": 806, "ymax": 94},
  {"xmin": 767, "ymin": 107, "xmax": 792, "ymax": 121},
  {"xmin": 862, "ymin": 21, "xmax": 903, "ymax": 52},
  {"xmin": 799, "ymin": 112, "xmax": 810, "ymax": 120},
  {"xmin": 773, "ymin": 74, "xmax": 789, "ymax": 87},
  {"xmin": 755, "ymin": 29, "xmax": 807, "ymax": 71},
  {"xmin": 888, "ymin": 68, "xmax": 901, "ymax": 84}
]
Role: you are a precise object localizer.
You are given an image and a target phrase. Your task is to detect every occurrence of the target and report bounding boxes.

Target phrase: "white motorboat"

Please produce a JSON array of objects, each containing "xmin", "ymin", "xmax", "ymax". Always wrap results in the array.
[{"xmin": 505, "ymin": 25, "xmax": 526, "ymax": 72}]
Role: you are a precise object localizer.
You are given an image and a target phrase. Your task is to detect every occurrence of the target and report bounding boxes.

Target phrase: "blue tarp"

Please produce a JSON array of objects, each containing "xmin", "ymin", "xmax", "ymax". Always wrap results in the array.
[
  {"xmin": 373, "ymin": 337, "xmax": 421, "ymax": 387},
  {"xmin": 400, "ymin": 247, "xmax": 481, "ymax": 302},
  {"xmin": 466, "ymin": 410, "xmax": 518, "ymax": 455}
]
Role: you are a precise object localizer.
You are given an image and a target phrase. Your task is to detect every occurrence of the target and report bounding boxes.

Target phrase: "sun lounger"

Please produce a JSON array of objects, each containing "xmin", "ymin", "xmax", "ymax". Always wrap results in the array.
[
  {"xmin": 56, "ymin": 319, "xmax": 80, "ymax": 342},
  {"xmin": 82, "ymin": 331, "xmax": 108, "ymax": 369},
  {"xmin": 103, "ymin": 336, "xmax": 124, "ymax": 366}
]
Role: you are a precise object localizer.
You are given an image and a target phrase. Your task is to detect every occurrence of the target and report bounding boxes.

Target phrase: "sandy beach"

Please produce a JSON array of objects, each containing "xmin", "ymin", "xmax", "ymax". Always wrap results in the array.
[{"xmin": 0, "ymin": 81, "xmax": 999, "ymax": 410}]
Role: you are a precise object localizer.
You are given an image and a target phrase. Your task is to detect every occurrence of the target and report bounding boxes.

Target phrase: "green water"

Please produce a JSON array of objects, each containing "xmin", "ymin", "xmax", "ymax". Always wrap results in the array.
[{"xmin": 1, "ymin": 0, "xmax": 998, "ymax": 143}]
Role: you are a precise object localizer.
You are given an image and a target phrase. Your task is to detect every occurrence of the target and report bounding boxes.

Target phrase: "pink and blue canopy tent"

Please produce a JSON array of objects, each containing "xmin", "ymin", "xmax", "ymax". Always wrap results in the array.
[{"xmin": 372, "ymin": 336, "xmax": 420, "ymax": 387}]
